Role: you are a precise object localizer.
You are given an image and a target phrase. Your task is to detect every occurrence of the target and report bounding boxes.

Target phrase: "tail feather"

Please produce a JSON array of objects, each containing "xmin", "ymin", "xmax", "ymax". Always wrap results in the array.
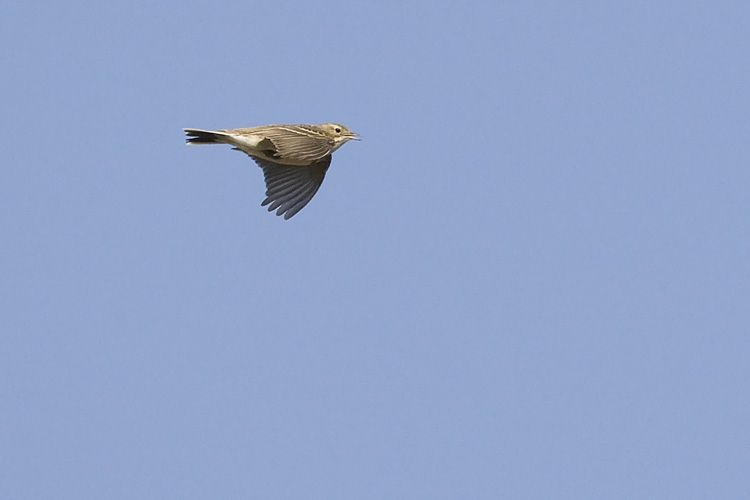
[{"xmin": 183, "ymin": 128, "xmax": 230, "ymax": 145}]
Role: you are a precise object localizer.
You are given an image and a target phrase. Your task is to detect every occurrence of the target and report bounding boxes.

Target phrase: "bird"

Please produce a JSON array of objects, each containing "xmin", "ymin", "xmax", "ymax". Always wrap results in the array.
[{"xmin": 183, "ymin": 123, "xmax": 359, "ymax": 219}]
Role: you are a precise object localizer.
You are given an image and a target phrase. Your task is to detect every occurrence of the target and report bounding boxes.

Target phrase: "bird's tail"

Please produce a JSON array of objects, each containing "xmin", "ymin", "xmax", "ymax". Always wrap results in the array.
[{"xmin": 183, "ymin": 128, "xmax": 232, "ymax": 145}]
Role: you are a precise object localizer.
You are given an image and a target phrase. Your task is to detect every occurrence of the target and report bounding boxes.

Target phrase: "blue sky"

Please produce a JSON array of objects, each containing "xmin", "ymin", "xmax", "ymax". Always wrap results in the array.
[{"xmin": 2, "ymin": 2, "xmax": 749, "ymax": 499}]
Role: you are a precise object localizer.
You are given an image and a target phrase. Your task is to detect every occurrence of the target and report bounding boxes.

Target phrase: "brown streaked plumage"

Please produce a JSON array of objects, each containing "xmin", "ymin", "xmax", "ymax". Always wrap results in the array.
[{"xmin": 184, "ymin": 123, "xmax": 359, "ymax": 219}]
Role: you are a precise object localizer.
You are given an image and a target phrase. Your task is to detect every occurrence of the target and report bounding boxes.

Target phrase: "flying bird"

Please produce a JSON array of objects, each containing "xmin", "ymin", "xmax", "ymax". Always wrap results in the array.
[{"xmin": 184, "ymin": 123, "xmax": 359, "ymax": 219}]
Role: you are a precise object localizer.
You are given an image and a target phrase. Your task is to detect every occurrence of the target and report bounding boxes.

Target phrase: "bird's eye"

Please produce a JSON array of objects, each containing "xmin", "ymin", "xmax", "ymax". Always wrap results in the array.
[{"xmin": 335, "ymin": 127, "xmax": 341, "ymax": 133}]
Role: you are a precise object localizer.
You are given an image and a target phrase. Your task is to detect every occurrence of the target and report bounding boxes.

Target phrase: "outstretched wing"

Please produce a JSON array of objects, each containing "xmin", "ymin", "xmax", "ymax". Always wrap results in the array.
[{"xmin": 251, "ymin": 156, "xmax": 332, "ymax": 219}]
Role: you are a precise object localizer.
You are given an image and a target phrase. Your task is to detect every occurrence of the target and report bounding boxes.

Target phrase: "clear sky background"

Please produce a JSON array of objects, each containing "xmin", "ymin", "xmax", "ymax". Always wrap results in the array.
[{"xmin": 2, "ymin": 2, "xmax": 749, "ymax": 499}]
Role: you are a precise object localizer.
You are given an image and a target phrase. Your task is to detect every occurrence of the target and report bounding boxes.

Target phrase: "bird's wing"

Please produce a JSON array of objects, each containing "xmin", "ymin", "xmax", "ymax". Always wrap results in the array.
[
  {"xmin": 259, "ymin": 127, "xmax": 334, "ymax": 163},
  {"xmin": 251, "ymin": 156, "xmax": 332, "ymax": 219}
]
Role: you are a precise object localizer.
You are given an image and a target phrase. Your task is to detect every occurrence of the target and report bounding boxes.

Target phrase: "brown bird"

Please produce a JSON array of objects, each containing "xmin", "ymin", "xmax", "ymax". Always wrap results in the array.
[{"xmin": 184, "ymin": 123, "xmax": 359, "ymax": 219}]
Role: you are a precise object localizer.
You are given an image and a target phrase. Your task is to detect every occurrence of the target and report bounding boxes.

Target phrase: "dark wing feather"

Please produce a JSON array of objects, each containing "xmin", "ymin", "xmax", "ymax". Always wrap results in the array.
[{"xmin": 252, "ymin": 156, "xmax": 331, "ymax": 219}]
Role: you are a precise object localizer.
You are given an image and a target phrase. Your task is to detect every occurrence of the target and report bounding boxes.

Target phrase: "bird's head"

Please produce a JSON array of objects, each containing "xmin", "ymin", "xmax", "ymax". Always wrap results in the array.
[{"xmin": 320, "ymin": 123, "xmax": 360, "ymax": 146}]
